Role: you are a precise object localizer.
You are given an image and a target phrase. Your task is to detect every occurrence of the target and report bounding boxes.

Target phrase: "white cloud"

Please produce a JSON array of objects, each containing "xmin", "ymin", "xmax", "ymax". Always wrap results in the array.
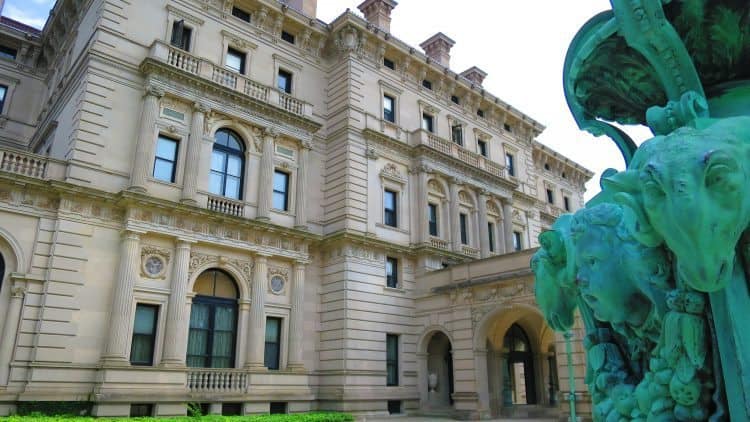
[{"xmin": 3, "ymin": 0, "xmax": 55, "ymax": 29}]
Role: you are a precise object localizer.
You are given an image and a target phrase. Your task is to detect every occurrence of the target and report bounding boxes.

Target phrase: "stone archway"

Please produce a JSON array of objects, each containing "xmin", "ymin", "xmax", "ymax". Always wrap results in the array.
[
  {"xmin": 473, "ymin": 304, "xmax": 559, "ymax": 418},
  {"xmin": 426, "ymin": 331, "xmax": 454, "ymax": 409}
]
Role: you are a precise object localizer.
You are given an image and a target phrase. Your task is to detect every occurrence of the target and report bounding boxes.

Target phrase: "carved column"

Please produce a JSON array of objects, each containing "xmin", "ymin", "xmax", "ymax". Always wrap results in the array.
[
  {"xmin": 246, "ymin": 254, "xmax": 268, "ymax": 368},
  {"xmin": 502, "ymin": 200, "xmax": 514, "ymax": 252},
  {"xmin": 236, "ymin": 299, "xmax": 251, "ymax": 368},
  {"xmin": 287, "ymin": 261, "xmax": 306, "ymax": 371},
  {"xmin": 256, "ymin": 129, "xmax": 277, "ymax": 220},
  {"xmin": 477, "ymin": 190, "xmax": 490, "ymax": 258},
  {"xmin": 161, "ymin": 240, "xmax": 192, "ymax": 366},
  {"xmin": 102, "ymin": 230, "xmax": 142, "ymax": 365},
  {"xmin": 449, "ymin": 179, "xmax": 461, "ymax": 252},
  {"xmin": 0, "ymin": 285, "xmax": 24, "ymax": 385},
  {"xmin": 418, "ymin": 166, "xmax": 430, "ymax": 244},
  {"xmin": 181, "ymin": 102, "xmax": 210, "ymax": 204},
  {"xmin": 129, "ymin": 85, "xmax": 164, "ymax": 192},
  {"xmin": 294, "ymin": 142, "xmax": 310, "ymax": 229}
]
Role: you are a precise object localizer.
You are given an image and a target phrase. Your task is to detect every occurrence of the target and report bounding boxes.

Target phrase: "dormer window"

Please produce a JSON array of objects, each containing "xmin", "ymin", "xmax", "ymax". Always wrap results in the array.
[
  {"xmin": 281, "ymin": 30, "xmax": 295, "ymax": 44},
  {"xmin": 451, "ymin": 95, "xmax": 460, "ymax": 105},
  {"xmin": 383, "ymin": 57, "xmax": 395, "ymax": 70},
  {"xmin": 476, "ymin": 109, "xmax": 485, "ymax": 118},
  {"xmin": 422, "ymin": 79, "xmax": 433, "ymax": 90},
  {"xmin": 231, "ymin": 6, "xmax": 251, "ymax": 22}
]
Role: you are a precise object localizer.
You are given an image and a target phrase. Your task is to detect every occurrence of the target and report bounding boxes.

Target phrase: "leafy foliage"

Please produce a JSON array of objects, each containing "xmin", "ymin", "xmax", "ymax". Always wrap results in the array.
[{"xmin": 0, "ymin": 413, "xmax": 354, "ymax": 422}]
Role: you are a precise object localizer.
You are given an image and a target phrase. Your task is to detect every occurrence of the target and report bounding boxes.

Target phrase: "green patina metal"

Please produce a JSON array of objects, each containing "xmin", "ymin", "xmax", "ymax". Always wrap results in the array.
[{"xmin": 536, "ymin": 0, "xmax": 750, "ymax": 420}]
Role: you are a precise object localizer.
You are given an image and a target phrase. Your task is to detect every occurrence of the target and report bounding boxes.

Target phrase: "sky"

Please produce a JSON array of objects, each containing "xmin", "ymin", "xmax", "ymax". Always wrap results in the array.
[{"xmin": 3, "ymin": 0, "xmax": 653, "ymax": 199}]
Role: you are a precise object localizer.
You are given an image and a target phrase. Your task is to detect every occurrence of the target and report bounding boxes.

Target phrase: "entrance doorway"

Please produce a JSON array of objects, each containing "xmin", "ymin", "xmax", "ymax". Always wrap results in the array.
[
  {"xmin": 426, "ymin": 331, "xmax": 454, "ymax": 409},
  {"xmin": 504, "ymin": 324, "xmax": 536, "ymax": 405}
]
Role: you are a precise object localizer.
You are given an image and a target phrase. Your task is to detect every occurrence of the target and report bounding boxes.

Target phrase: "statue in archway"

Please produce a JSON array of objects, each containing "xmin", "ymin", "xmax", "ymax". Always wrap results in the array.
[{"xmin": 534, "ymin": 1, "xmax": 750, "ymax": 420}]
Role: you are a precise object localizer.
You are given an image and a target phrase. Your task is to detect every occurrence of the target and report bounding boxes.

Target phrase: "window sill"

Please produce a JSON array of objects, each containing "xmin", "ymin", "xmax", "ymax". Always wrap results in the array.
[
  {"xmin": 376, "ymin": 222, "xmax": 409, "ymax": 234},
  {"xmin": 148, "ymin": 177, "xmax": 182, "ymax": 189},
  {"xmin": 272, "ymin": 208, "xmax": 296, "ymax": 217},
  {"xmin": 384, "ymin": 286, "xmax": 406, "ymax": 294}
]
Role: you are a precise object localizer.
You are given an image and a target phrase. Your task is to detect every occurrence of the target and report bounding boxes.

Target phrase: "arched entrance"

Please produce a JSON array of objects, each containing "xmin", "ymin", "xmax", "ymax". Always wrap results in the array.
[
  {"xmin": 426, "ymin": 331, "xmax": 454, "ymax": 409},
  {"xmin": 503, "ymin": 323, "xmax": 536, "ymax": 405},
  {"xmin": 187, "ymin": 269, "xmax": 239, "ymax": 368}
]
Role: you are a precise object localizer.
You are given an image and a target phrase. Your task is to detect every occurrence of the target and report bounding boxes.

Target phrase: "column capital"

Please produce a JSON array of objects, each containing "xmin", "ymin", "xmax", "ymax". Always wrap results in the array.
[
  {"xmin": 120, "ymin": 229, "xmax": 143, "ymax": 241},
  {"xmin": 145, "ymin": 84, "xmax": 165, "ymax": 98},
  {"xmin": 294, "ymin": 260, "xmax": 307, "ymax": 269},
  {"xmin": 263, "ymin": 127, "xmax": 279, "ymax": 140},
  {"xmin": 477, "ymin": 188, "xmax": 489, "ymax": 197},
  {"xmin": 193, "ymin": 102, "xmax": 210, "ymax": 113},
  {"xmin": 175, "ymin": 238, "xmax": 195, "ymax": 248},
  {"xmin": 301, "ymin": 140, "xmax": 313, "ymax": 150}
]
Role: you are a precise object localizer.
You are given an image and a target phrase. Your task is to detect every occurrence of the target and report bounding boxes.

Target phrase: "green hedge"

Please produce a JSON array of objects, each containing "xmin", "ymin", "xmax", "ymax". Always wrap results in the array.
[{"xmin": 0, "ymin": 412, "xmax": 354, "ymax": 422}]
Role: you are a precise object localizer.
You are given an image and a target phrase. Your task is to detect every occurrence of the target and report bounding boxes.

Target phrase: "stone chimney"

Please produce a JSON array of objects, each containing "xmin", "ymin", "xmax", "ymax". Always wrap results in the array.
[
  {"xmin": 460, "ymin": 66, "xmax": 488, "ymax": 86},
  {"xmin": 357, "ymin": 0, "xmax": 397, "ymax": 33},
  {"xmin": 284, "ymin": 0, "xmax": 317, "ymax": 18},
  {"xmin": 420, "ymin": 32, "xmax": 455, "ymax": 67}
]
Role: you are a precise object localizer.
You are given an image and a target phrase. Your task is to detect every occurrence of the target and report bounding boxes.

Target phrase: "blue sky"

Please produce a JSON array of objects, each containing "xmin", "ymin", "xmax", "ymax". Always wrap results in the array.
[{"xmin": 3, "ymin": 0, "xmax": 55, "ymax": 29}]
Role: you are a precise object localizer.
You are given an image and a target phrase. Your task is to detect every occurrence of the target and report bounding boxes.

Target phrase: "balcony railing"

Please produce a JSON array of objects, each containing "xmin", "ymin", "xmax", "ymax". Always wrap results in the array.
[
  {"xmin": 430, "ymin": 237, "xmax": 449, "ymax": 250},
  {"xmin": 207, "ymin": 195, "xmax": 245, "ymax": 217},
  {"xmin": 187, "ymin": 369, "xmax": 248, "ymax": 393},
  {"xmin": 149, "ymin": 40, "xmax": 313, "ymax": 119},
  {"xmin": 0, "ymin": 149, "xmax": 66, "ymax": 180},
  {"xmin": 461, "ymin": 245, "xmax": 480, "ymax": 258},
  {"xmin": 411, "ymin": 130, "xmax": 506, "ymax": 179}
]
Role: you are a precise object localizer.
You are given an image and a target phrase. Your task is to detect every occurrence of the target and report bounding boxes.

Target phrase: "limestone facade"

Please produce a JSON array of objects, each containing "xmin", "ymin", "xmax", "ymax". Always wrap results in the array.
[{"xmin": 0, "ymin": 0, "xmax": 592, "ymax": 418}]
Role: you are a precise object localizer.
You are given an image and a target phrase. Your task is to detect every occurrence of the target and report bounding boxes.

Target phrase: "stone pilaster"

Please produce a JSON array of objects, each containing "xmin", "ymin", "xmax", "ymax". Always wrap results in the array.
[
  {"xmin": 181, "ymin": 102, "xmax": 210, "ymax": 204},
  {"xmin": 0, "ymin": 285, "xmax": 25, "ymax": 385},
  {"xmin": 129, "ymin": 84, "xmax": 164, "ymax": 192},
  {"xmin": 418, "ymin": 166, "xmax": 430, "ymax": 244},
  {"xmin": 477, "ymin": 190, "xmax": 489, "ymax": 257},
  {"xmin": 236, "ymin": 299, "xmax": 251, "ymax": 368},
  {"xmin": 287, "ymin": 261, "xmax": 306, "ymax": 371},
  {"xmin": 256, "ymin": 129, "xmax": 277, "ymax": 220},
  {"xmin": 294, "ymin": 143, "xmax": 310, "ymax": 229},
  {"xmin": 502, "ymin": 200, "xmax": 514, "ymax": 252},
  {"xmin": 246, "ymin": 254, "xmax": 268, "ymax": 368},
  {"xmin": 102, "ymin": 230, "xmax": 141, "ymax": 365},
  {"xmin": 161, "ymin": 239, "xmax": 192, "ymax": 366},
  {"xmin": 449, "ymin": 179, "xmax": 461, "ymax": 252}
]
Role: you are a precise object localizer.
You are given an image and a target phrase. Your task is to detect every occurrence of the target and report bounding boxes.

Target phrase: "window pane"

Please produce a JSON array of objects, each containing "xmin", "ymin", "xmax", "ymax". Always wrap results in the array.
[
  {"xmin": 190, "ymin": 303, "xmax": 210, "ymax": 329},
  {"xmin": 273, "ymin": 192, "xmax": 287, "ymax": 210},
  {"xmin": 153, "ymin": 159, "xmax": 174, "ymax": 182},
  {"xmin": 460, "ymin": 214, "xmax": 468, "ymax": 245},
  {"xmin": 155, "ymin": 137, "xmax": 177, "ymax": 159},
  {"xmin": 226, "ymin": 51, "xmax": 243, "ymax": 73},
  {"xmin": 0, "ymin": 86, "xmax": 6, "ymax": 103},
  {"xmin": 226, "ymin": 154, "xmax": 242, "ymax": 176},
  {"xmin": 214, "ymin": 305, "xmax": 235, "ymax": 330},
  {"xmin": 134, "ymin": 306, "xmax": 156, "ymax": 335},
  {"xmin": 384, "ymin": 190, "xmax": 395, "ymax": 210},
  {"xmin": 225, "ymin": 176, "xmax": 241, "ymax": 199},
  {"xmin": 211, "ymin": 151, "xmax": 226, "ymax": 171},
  {"xmin": 209, "ymin": 172, "xmax": 224, "ymax": 195},
  {"xmin": 265, "ymin": 318, "xmax": 280, "ymax": 342},
  {"xmin": 273, "ymin": 171, "xmax": 288, "ymax": 191}
]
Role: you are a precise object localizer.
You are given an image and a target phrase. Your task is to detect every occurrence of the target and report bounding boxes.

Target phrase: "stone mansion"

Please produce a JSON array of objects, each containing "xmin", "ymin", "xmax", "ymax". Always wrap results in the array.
[{"xmin": 0, "ymin": 0, "xmax": 593, "ymax": 419}]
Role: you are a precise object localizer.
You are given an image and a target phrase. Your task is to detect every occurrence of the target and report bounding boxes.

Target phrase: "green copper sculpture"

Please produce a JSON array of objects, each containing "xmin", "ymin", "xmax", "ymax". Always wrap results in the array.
[{"xmin": 535, "ymin": 1, "xmax": 750, "ymax": 420}]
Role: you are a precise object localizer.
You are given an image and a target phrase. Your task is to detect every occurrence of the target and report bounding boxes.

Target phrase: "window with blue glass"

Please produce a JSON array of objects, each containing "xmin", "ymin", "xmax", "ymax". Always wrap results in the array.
[
  {"xmin": 383, "ymin": 94, "xmax": 395, "ymax": 123},
  {"xmin": 277, "ymin": 69, "xmax": 292, "ymax": 94},
  {"xmin": 273, "ymin": 170, "xmax": 290, "ymax": 211},
  {"xmin": 386, "ymin": 257, "xmax": 398, "ymax": 288},
  {"xmin": 384, "ymin": 189, "xmax": 398, "ymax": 227},
  {"xmin": 513, "ymin": 231, "xmax": 523, "ymax": 251},
  {"xmin": 153, "ymin": 135, "xmax": 178, "ymax": 183},
  {"xmin": 386, "ymin": 334, "xmax": 399, "ymax": 386},
  {"xmin": 187, "ymin": 269, "xmax": 238, "ymax": 368},
  {"xmin": 505, "ymin": 153, "xmax": 515, "ymax": 176},
  {"xmin": 460, "ymin": 213, "xmax": 468, "ymax": 245},
  {"xmin": 428, "ymin": 203, "xmax": 438, "ymax": 236},
  {"xmin": 209, "ymin": 129, "xmax": 244, "ymax": 200},
  {"xmin": 488, "ymin": 222, "xmax": 495, "ymax": 252}
]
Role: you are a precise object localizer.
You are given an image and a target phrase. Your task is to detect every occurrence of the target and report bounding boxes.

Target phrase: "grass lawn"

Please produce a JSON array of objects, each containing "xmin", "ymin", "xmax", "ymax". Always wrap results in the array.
[{"xmin": 0, "ymin": 413, "xmax": 354, "ymax": 422}]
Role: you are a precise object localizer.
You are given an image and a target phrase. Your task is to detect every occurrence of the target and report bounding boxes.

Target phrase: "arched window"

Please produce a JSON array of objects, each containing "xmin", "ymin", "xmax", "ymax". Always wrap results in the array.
[
  {"xmin": 209, "ymin": 129, "xmax": 245, "ymax": 200},
  {"xmin": 187, "ymin": 269, "xmax": 239, "ymax": 368}
]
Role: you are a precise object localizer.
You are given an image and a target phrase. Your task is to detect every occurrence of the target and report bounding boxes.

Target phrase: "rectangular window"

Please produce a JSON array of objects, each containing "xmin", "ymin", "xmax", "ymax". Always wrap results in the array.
[
  {"xmin": 0, "ymin": 45, "xmax": 17, "ymax": 60},
  {"xmin": 130, "ymin": 404, "xmax": 154, "ymax": 417},
  {"xmin": 477, "ymin": 109, "xmax": 485, "ymax": 118},
  {"xmin": 384, "ymin": 189, "xmax": 398, "ymax": 227},
  {"xmin": 504, "ymin": 123, "xmax": 512, "ymax": 132},
  {"xmin": 428, "ymin": 203, "xmax": 438, "ymax": 236},
  {"xmin": 225, "ymin": 47, "xmax": 246, "ymax": 74},
  {"xmin": 422, "ymin": 113, "xmax": 434, "ymax": 133},
  {"xmin": 488, "ymin": 222, "xmax": 495, "ymax": 252},
  {"xmin": 505, "ymin": 153, "xmax": 515, "ymax": 176},
  {"xmin": 153, "ymin": 135, "xmax": 179, "ymax": 183},
  {"xmin": 273, "ymin": 170, "xmax": 290, "ymax": 211},
  {"xmin": 564, "ymin": 196, "xmax": 571, "ymax": 211},
  {"xmin": 281, "ymin": 30, "xmax": 295, "ymax": 44},
  {"xmin": 170, "ymin": 20, "xmax": 192, "ymax": 51},
  {"xmin": 451, "ymin": 124, "xmax": 463, "ymax": 146},
  {"xmin": 386, "ymin": 257, "xmax": 398, "ymax": 288},
  {"xmin": 270, "ymin": 402, "xmax": 287, "ymax": 414},
  {"xmin": 130, "ymin": 304, "xmax": 158, "ymax": 366},
  {"xmin": 388, "ymin": 400, "xmax": 402, "ymax": 414},
  {"xmin": 0, "ymin": 84, "xmax": 8, "ymax": 114},
  {"xmin": 422, "ymin": 79, "xmax": 433, "ymax": 90},
  {"xmin": 383, "ymin": 94, "xmax": 395, "ymax": 123},
  {"xmin": 264, "ymin": 317, "xmax": 282, "ymax": 370},
  {"xmin": 277, "ymin": 69, "xmax": 292, "ymax": 94},
  {"xmin": 513, "ymin": 231, "xmax": 523, "ymax": 251},
  {"xmin": 386, "ymin": 334, "xmax": 399, "ymax": 386},
  {"xmin": 478, "ymin": 140, "xmax": 488, "ymax": 157},
  {"xmin": 451, "ymin": 95, "xmax": 460, "ymax": 105},
  {"xmin": 546, "ymin": 188, "xmax": 554, "ymax": 204},
  {"xmin": 231, "ymin": 6, "xmax": 251, "ymax": 22},
  {"xmin": 460, "ymin": 213, "xmax": 468, "ymax": 245},
  {"xmin": 383, "ymin": 57, "xmax": 395, "ymax": 69}
]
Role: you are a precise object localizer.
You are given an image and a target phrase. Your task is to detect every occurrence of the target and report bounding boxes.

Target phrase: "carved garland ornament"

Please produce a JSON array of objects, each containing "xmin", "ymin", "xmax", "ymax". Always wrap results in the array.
[{"xmin": 187, "ymin": 252, "xmax": 254, "ymax": 284}]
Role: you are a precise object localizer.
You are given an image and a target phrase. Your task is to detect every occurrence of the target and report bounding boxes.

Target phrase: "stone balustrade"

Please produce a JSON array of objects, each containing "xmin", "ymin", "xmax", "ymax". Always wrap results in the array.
[
  {"xmin": 187, "ymin": 369, "xmax": 248, "ymax": 393},
  {"xmin": 0, "ymin": 149, "xmax": 67, "ymax": 180},
  {"xmin": 430, "ymin": 236, "xmax": 449, "ymax": 250},
  {"xmin": 410, "ymin": 129, "xmax": 507, "ymax": 179},
  {"xmin": 461, "ymin": 245, "xmax": 480, "ymax": 258},
  {"xmin": 206, "ymin": 195, "xmax": 245, "ymax": 217},
  {"xmin": 150, "ymin": 40, "xmax": 313, "ymax": 119}
]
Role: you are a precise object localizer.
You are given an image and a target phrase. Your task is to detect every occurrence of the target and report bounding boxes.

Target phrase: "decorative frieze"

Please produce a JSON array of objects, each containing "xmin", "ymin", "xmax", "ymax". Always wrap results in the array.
[{"xmin": 187, "ymin": 251, "xmax": 254, "ymax": 283}]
